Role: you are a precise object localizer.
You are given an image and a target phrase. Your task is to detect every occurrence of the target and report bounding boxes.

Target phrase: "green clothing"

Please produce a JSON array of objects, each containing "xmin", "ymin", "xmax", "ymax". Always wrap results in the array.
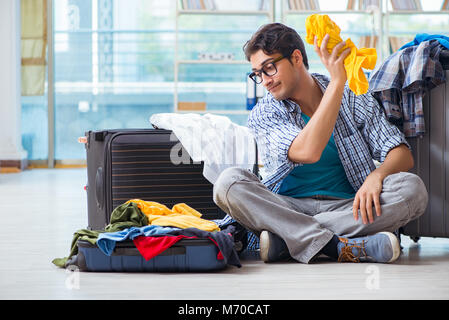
[{"xmin": 52, "ymin": 202, "xmax": 148, "ymax": 268}]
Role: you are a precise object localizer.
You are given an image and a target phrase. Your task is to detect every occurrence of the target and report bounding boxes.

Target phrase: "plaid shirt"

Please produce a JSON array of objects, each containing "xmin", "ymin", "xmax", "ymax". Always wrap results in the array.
[
  {"xmin": 368, "ymin": 40, "xmax": 447, "ymax": 137},
  {"xmin": 247, "ymin": 73, "xmax": 410, "ymax": 194}
]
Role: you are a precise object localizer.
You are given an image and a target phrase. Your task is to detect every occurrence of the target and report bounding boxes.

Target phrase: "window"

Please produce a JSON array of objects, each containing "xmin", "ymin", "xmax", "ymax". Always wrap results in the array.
[
  {"xmin": 23, "ymin": 0, "xmax": 177, "ymax": 160},
  {"xmin": 21, "ymin": 0, "xmax": 449, "ymax": 161}
]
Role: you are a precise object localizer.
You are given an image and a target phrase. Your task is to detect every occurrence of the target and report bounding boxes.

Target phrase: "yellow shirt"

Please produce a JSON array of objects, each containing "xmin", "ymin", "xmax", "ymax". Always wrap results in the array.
[
  {"xmin": 305, "ymin": 14, "xmax": 377, "ymax": 96},
  {"xmin": 126, "ymin": 199, "xmax": 220, "ymax": 232}
]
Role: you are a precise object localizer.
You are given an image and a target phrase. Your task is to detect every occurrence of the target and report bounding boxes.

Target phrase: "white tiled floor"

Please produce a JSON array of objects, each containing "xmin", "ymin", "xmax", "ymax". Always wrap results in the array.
[{"xmin": 1, "ymin": 168, "xmax": 448, "ymax": 300}]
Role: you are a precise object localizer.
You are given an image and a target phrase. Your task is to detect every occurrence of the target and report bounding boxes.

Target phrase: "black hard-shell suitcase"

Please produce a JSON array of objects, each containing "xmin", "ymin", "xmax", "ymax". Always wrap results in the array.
[
  {"xmin": 403, "ymin": 68, "xmax": 449, "ymax": 242},
  {"xmin": 401, "ymin": 51, "xmax": 449, "ymax": 242},
  {"xmin": 84, "ymin": 128, "xmax": 227, "ymax": 230}
]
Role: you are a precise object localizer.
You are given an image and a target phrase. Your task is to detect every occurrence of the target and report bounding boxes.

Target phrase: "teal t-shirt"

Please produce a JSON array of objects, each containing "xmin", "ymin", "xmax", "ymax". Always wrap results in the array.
[{"xmin": 278, "ymin": 113, "xmax": 356, "ymax": 199}]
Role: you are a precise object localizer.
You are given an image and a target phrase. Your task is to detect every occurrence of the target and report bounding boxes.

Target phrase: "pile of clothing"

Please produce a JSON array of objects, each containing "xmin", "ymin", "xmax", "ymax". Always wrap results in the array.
[
  {"xmin": 369, "ymin": 34, "xmax": 449, "ymax": 137},
  {"xmin": 52, "ymin": 200, "xmax": 242, "ymax": 269}
]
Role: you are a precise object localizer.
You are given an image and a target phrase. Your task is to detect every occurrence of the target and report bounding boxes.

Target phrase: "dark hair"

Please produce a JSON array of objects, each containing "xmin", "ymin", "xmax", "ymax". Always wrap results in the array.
[{"xmin": 243, "ymin": 23, "xmax": 309, "ymax": 70}]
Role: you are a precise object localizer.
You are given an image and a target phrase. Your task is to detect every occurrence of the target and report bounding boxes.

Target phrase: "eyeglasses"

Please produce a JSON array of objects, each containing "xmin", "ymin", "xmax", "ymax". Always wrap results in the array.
[{"xmin": 248, "ymin": 55, "xmax": 288, "ymax": 84}]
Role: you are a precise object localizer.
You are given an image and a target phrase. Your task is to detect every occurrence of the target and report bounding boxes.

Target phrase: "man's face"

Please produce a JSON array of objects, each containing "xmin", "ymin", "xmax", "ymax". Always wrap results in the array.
[{"xmin": 249, "ymin": 50, "xmax": 297, "ymax": 101}]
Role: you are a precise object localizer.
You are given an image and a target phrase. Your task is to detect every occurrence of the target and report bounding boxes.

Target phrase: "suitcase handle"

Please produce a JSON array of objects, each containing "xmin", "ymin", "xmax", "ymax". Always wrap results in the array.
[
  {"xmin": 95, "ymin": 167, "xmax": 104, "ymax": 209},
  {"xmin": 112, "ymin": 246, "xmax": 186, "ymax": 256}
]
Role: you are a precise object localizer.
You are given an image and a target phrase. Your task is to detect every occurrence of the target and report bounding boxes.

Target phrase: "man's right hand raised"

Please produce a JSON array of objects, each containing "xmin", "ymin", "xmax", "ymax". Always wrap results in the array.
[{"xmin": 313, "ymin": 34, "xmax": 350, "ymax": 85}]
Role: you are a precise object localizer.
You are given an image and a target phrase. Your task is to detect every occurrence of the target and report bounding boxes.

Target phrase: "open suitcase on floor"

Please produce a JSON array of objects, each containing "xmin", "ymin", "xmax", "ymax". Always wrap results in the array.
[
  {"xmin": 75, "ymin": 238, "xmax": 228, "ymax": 272},
  {"xmin": 72, "ymin": 128, "xmax": 254, "ymax": 272},
  {"xmin": 401, "ymin": 52, "xmax": 449, "ymax": 242}
]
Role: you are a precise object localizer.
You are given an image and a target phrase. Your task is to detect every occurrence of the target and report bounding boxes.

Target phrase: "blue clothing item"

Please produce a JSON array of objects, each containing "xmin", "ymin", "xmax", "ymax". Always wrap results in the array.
[
  {"xmin": 400, "ymin": 33, "xmax": 449, "ymax": 51},
  {"xmin": 278, "ymin": 113, "xmax": 356, "ymax": 199},
  {"xmin": 96, "ymin": 225, "xmax": 179, "ymax": 256},
  {"xmin": 212, "ymin": 214, "xmax": 235, "ymax": 228},
  {"xmin": 247, "ymin": 73, "xmax": 410, "ymax": 193}
]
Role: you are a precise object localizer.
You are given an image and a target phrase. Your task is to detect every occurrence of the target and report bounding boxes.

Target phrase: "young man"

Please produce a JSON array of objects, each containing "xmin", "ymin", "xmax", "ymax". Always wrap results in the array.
[{"xmin": 213, "ymin": 23, "xmax": 428, "ymax": 264}]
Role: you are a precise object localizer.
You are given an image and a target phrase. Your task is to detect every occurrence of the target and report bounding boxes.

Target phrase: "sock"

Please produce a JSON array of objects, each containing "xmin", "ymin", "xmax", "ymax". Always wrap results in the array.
[{"xmin": 319, "ymin": 235, "xmax": 340, "ymax": 260}]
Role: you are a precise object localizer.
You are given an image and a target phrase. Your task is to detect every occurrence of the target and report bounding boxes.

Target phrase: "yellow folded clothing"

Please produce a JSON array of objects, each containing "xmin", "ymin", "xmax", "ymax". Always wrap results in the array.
[
  {"xmin": 305, "ymin": 14, "xmax": 377, "ymax": 96},
  {"xmin": 126, "ymin": 199, "xmax": 220, "ymax": 232}
]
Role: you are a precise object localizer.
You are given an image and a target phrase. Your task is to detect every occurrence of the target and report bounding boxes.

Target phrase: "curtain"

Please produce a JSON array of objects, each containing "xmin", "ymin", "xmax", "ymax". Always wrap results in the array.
[{"xmin": 21, "ymin": 0, "xmax": 47, "ymax": 96}]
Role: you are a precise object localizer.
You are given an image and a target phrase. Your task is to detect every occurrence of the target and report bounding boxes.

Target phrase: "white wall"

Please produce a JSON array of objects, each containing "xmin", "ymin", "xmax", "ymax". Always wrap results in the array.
[{"xmin": 0, "ymin": 0, "xmax": 27, "ymax": 163}]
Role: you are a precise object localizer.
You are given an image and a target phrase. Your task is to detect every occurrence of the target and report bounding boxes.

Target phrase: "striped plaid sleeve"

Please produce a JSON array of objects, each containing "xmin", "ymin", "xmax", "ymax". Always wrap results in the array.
[
  {"xmin": 247, "ymin": 102, "xmax": 302, "ymax": 184},
  {"xmin": 354, "ymin": 92, "xmax": 411, "ymax": 163}
]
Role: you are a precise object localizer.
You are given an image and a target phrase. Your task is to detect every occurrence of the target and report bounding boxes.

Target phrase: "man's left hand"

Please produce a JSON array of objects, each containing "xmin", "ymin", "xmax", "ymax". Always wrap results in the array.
[{"xmin": 352, "ymin": 172, "xmax": 383, "ymax": 224}]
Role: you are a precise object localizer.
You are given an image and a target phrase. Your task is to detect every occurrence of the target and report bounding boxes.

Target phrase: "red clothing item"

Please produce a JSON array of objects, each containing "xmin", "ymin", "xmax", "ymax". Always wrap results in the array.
[
  {"xmin": 133, "ymin": 235, "xmax": 197, "ymax": 260},
  {"xmin": 207, "ymin": 237, "xmax": 224, "ymax": 260}
]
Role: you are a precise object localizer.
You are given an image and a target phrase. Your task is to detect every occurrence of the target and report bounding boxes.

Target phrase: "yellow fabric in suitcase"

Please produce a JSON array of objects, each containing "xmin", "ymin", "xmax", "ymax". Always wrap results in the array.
[{"xmin": 127, "ymin": 199, "xmax": 220, "ymax": 232}]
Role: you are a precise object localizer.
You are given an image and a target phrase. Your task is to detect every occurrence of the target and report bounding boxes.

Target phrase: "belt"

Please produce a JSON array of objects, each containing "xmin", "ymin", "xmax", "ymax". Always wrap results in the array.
[{"xmin": 310, "ymin": 195, "xmax": 344, "ymax": 200}]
